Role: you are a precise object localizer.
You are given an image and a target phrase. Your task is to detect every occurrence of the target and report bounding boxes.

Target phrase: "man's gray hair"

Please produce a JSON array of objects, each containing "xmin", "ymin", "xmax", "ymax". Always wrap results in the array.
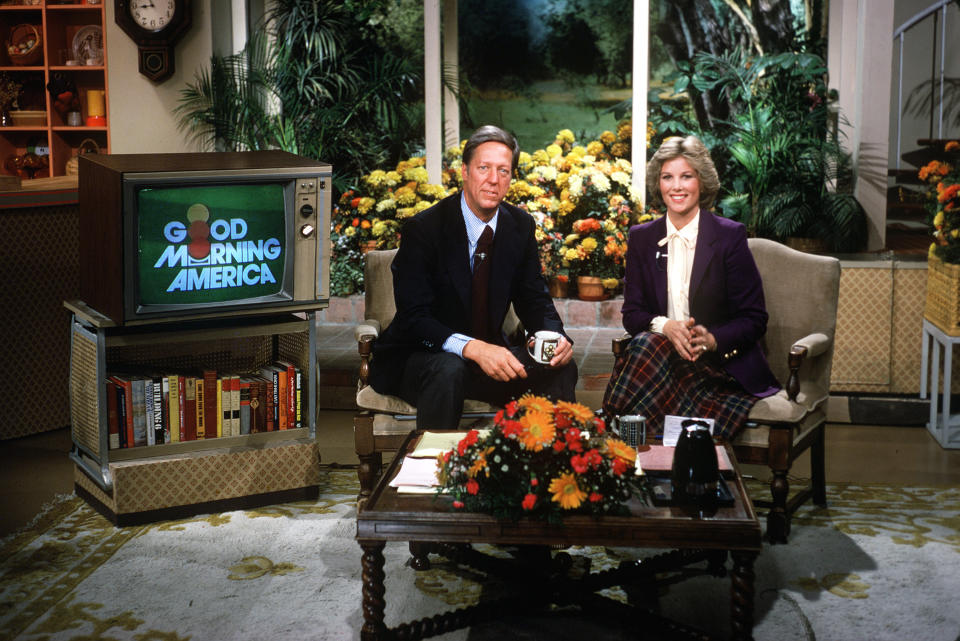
[{"xmin": 462, "ymin": 125, "xmax": 520, "ymax": 173}]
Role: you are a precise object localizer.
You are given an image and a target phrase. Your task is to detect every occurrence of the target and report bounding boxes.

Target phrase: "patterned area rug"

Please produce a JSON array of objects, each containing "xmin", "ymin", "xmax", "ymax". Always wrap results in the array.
[{"xmin": 1, "ymin": 470, "xmax": 958, "ymax": 641}]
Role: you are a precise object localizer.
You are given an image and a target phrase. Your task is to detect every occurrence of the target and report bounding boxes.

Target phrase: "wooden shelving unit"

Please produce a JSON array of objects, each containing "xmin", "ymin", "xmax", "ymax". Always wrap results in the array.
[
  {"xmin": 66, "ymin": 301, "xmax": 323, "ymax": 525},
  {"xmin": 0, "ymin": 2, "xmax": 109, "ymax": 179}
]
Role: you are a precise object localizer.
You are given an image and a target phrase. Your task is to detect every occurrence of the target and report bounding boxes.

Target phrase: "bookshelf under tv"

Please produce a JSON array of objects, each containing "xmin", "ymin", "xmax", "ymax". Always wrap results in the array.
[{"xmin": 66, "ymin": 299, "xmax": 323, "ymax": 525}]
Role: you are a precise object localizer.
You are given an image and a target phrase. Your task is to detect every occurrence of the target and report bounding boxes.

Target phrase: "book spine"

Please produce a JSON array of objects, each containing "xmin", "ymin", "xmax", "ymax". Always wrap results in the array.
[
  {"xmin": 106, "ymin": 380, "xmax": 119, "ymax": 450},
  {"xmin": 152, "ymin": 377, "xmax": 164, "ymax": 445},
  {"xmin": 195, "ymin": 376, "xmax": 205, "ymax": 439},
  {"xmin": 177, "ymin": 375, "xmax": 186, "ymax": 442},
  {"xmin": 110, "ymin": 379, "xmax": 128, "ymax": 449},
  {"xmin": 120, "ymin": 378, "xmax": 134, "ymax": 448},
  {"xmin": 230, "ymin": 375, "xmax": 241, "ymax": 435},
  {"xmin": 202, "ymin": 370, "xmax": 218, "ymax": 438},
  {"xmin": 144, "ymin": 379, "xmax": 155, "ymax": 447},
  {"xmin": 294, "ymin": 367, "xmax": 302, "ymax": 429},
  {"xmin": 161, "ymin": 377, "xmax": 170, "ymax": 443},
  {"xmin": 239, "ymin": 379, "xmax": 251, "ymax": 435},
  {"xmin": 183, "ymin": 377, "xmax": 197, "ymax": 441},
  {"xmin": 131, "ymin": 378, "xmax": 147, "ymax": 447},
  {"xmin": 276, "ymin": 367, "xmax": 288, "ymax": 430},
  {"xmin": 167, "ymin": 375, "xmax": 181, "ymax": 444},
  {"xmin": 217, "ymin": 378, "xmax": 224, "ymax": 438}
]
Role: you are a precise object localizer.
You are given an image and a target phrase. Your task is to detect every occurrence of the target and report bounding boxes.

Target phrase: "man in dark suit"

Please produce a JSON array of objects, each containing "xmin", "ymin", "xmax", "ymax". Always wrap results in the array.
[{"xmin": 369, "ymin": 126, "xmax": 578, "ymax": 428}]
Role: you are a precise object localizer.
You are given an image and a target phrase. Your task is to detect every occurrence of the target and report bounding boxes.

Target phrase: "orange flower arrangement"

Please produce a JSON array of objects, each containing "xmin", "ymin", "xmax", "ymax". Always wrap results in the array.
[
  {"xmin": 923, "ymin": 140, "xmax": 960, "ymax": 264},
  {"xmin": 437, "ymin": 395, "xmax": 637, "ymax": 521}
]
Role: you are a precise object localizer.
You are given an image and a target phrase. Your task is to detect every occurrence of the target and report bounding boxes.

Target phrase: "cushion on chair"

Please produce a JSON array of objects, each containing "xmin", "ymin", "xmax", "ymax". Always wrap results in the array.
[
  {"xmin": 357, "ymin": 385, "xmax": 499, "ymax": 417},
  {"xmin": 747, "ymin": 389, "xmax": 827, "ymax": 423},
  {"xmin": 733, "ymin": 407, "xmax": 826, "ymax": 448},
  {"xmin": 363, "ymin": 249, "xmax": 399, "ymax": 329}
]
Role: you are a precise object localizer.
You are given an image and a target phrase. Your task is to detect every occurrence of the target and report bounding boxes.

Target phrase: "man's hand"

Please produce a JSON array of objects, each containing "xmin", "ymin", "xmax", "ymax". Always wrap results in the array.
[
  {"xmin": 463, "ymin": 340, "xmax": 528, "ymax": 382},
  {"xmin": 547, "ymin": 335, "xmax": 574, "ymax": 368}
]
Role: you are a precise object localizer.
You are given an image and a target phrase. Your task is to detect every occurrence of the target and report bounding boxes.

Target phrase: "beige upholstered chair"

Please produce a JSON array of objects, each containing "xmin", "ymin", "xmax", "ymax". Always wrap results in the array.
[
  {"xmin": 353, "ymin": 249, "xmax": 522, "ymax": 502},
  {"xmin": 612, "ymin": 238, "xmax": 841, "ymax": 543}
]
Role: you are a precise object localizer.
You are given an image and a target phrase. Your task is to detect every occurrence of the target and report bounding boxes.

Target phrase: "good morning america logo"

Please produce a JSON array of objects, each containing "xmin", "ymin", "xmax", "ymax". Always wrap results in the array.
[{"xmin": 151, "ymin": 204, "xmax": 281, "ymax": 292}]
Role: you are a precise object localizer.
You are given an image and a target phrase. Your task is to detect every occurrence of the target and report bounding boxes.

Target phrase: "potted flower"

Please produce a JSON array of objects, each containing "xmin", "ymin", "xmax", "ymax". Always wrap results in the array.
[{"xmin": 921, "ymin": 141, "xmax": 960, "ymax": 335}]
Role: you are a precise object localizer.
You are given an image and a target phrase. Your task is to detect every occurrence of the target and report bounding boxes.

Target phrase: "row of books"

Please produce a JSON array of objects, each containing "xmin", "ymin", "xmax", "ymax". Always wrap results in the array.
[{"xmin": 106, "ymin": 361, "xmax": 303, "ymax": 450}]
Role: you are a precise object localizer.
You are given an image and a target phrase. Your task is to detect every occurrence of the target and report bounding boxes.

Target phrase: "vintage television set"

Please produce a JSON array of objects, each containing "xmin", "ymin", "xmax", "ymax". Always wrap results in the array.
[{"xmin": 78, "ymin": 151, "xmax": 331, "ymax": 325}]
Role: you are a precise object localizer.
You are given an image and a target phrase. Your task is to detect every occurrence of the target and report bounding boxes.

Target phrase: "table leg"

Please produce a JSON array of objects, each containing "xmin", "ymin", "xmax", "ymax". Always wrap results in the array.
[
  {"xmin": 730, "ymin": 550, "xmax": 757, "ymax": 641},
  {"xmin": 920, "ymin": 322, "xmax": 930, "ymax": 400},
  {"xmin": 931, "ymin": 337, "xmax": 941, "ymax": 436},
  {"xmin": 360, "ymin": 540, "xmax": 387, "ymax": 641},
  {"xmin": 410, "ymin": 541, "xmax": 432, "ymax": 570}
]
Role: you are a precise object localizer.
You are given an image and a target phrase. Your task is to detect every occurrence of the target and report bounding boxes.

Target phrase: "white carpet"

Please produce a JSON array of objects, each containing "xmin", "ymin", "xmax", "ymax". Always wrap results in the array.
[{"xmin": 1, "ymin": 470, "xmax": 958, "ymax": 641}]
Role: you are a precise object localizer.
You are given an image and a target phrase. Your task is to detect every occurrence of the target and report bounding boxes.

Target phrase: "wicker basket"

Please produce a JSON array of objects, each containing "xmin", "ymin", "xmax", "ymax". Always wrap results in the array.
[
  {"xmin": 65, "ymin": 138, "xmax": 99, "ymax": 176},
  {"xmin": 925, "ymin": 254, "xmax": 960, "ymax": 336},
  {"xmin": 6, "ymin": 24, "xmax": 42, "ymax": 66}
]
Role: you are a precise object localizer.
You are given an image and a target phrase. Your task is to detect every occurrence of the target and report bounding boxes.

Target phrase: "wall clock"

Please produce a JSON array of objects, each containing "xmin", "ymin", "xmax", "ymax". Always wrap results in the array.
[{"xmin": 115, "ymin": 0, "xmax": 192, "ymax": 82}]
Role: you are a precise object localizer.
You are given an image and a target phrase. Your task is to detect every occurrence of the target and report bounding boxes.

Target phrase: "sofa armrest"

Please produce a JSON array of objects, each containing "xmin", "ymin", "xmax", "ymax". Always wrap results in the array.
[
  {"xmin": 791, "ymin": 332, "xmax": 831, "ymax": 359},
  {"xmin": 356, "ymin": 324, "xmax": 380, "ymax": 389},
  {"xmin": 355, "ymin": 320, "xmax": 381, "ymax": 343}
]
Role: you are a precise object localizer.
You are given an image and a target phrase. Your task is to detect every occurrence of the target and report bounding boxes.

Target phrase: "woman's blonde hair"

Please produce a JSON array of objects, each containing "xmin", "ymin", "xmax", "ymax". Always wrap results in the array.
[{"xmin": 645, "ymin": 135, "xmax": 720, "ymax": 209}]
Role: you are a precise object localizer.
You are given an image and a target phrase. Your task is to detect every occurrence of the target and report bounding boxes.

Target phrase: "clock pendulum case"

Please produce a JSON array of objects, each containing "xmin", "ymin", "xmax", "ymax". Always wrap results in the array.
[{"xmin": 114, "ymin": 0, "xmax": 192, "ymax": 82}]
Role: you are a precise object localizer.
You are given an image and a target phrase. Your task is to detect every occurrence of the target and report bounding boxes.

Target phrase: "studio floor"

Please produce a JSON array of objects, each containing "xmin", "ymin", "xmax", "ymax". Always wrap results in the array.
[{"xmin": 2, "ymin": 319, "xmax": 960, "ymax": 538}]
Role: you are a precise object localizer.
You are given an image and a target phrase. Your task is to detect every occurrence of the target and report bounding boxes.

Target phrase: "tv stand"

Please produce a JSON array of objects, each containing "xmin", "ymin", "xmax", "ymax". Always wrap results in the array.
[{"xmin": 65, "ymin": 300, "xmax": 322, "ymax": 525}]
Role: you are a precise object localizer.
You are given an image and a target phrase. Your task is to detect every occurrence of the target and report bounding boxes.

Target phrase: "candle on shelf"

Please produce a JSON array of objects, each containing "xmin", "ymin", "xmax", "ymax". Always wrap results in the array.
[{"xmin": 86, "ymin": 89, "xmax": 106, "ymax": 126}]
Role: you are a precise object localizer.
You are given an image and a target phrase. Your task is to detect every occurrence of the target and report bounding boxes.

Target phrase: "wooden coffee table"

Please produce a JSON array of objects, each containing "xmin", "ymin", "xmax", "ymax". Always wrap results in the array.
[{"xmin": 356, "ymin": 431, "xmax": 762, "ymax": 641}]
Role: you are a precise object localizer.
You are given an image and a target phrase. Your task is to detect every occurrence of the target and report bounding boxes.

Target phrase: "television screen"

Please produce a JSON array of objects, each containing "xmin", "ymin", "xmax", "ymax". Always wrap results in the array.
[{"xmin": 136, "ymin": 183, "xmax": 289, "ymax": 307}]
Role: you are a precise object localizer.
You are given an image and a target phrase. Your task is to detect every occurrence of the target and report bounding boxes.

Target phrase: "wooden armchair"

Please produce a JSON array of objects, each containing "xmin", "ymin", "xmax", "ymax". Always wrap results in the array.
[
  {"xmin": 612, "ymin": 238, "xmax": 841, "ymax": 543},
  {"xmin": 353, "ymin": 249, "xmax": 521, "ymax": 504}
]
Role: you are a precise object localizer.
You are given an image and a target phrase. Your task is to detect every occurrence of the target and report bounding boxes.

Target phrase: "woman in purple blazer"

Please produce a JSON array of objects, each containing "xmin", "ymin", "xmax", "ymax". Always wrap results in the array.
[{"xmin": 603, "ymin": 136, "xmax": 779, "ymax": 440}]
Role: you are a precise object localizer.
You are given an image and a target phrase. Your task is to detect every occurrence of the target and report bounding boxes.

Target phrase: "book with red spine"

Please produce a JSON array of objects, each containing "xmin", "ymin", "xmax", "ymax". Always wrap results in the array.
[
  {"xmin": 182, "ymin": 377, "xmax": 198, "ymax": 441},
  {"xmin": 195, "ymin": 375, "xmax": 205, "ymax": 439},
  {"xmin": 108, "ymin": 375, "xmax": 135, "ymax": 448},
  {"xmin": 202, "ymin": 370, "xmax": 218, "ymax": 438}
]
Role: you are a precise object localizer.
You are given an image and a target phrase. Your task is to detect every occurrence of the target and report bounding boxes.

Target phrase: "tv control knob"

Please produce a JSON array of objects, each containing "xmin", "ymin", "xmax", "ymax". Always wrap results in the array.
[
  {"xmin": 300, "ymin": 223, "xmax": 315, "ymax": 238},
  {"xmin": 299, "ymin": 203, "xmax": 314, "ymax": 217}
]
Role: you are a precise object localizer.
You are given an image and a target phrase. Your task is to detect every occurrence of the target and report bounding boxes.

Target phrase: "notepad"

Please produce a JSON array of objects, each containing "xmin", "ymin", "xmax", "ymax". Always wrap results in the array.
[{"xmin": 408, "ymin": 430, "xmax": 491, "ymax": 458}]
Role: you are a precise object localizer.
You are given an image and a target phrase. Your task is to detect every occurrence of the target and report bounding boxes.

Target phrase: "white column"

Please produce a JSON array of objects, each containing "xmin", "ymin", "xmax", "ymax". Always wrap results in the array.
[
  {"xmin": 442, "ymin": 0, "xmax": 459, "ymax": 151},
  {"xmin": 828, "ymin": 0, "xmax": 893, "ymax": 252},
  {"xmin": 424, "ymin": 0, "xmax": 443, "ymax": 185},
  {"xmin": 632, "ymin": 0, "xmax": 649, "ymax": 210}
]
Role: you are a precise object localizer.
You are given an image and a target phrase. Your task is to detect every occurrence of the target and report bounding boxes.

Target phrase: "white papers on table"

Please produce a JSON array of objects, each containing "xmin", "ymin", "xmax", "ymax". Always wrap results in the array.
[
  {"xmin": 389, "ymin": 456, "xmax": 441, "ymax": 490},
  {"xmin": 409, "ymin": 430, "xmax": 490, "ymax": 458},
  {"xmin": 662, "ymin": 415, "xmax": 715, "ymax": 446}
]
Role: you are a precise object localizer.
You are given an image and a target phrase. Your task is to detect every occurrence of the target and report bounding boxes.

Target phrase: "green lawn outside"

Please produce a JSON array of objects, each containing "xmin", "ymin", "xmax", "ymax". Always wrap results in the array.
[{"xmin": 462, "ymin": 80, "xmax": 631, "ymax": 151}]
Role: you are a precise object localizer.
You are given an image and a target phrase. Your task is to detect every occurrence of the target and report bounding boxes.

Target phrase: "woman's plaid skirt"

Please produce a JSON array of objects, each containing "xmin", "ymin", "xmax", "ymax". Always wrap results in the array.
[{"xmin": 602, "ymin": 332, "xmax": 757, "ymax": 441}]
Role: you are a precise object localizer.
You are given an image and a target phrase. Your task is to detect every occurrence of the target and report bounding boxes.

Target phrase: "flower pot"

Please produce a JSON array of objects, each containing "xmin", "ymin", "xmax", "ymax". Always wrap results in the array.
[
  {"xmin": 576, "ymin": 275, "xmax": 609, "ymax": 301},
  {"xmin": 547, "ymin": 277, "xmax": 569, "ymax": 298},
  {"xmin": 360, "ymin": 240, "xmax": 378, "ymax": 254},
  {"xmin": 925, "ymin": 254, "xmax": 960, "ymax": 336}
]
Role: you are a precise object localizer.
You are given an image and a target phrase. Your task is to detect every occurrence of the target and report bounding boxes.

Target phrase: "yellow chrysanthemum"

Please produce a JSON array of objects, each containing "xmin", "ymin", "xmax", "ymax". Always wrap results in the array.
[
  {"xmin": 556, "ymin": 129, "xmax": 575, "ymax": 144},
  {"xmin": 546, "ymin": 144, "xmax": 563, "ymax": 158},
  {"xmin": 396, "ymin": 206, "xmax": 416, "ymax": 219},
  {"xmin": 395, "ymin": 185, "xmax": 417, "ymax": 206},
  {"xmin": 403, "ymin": 166, "xmax": 429, "ymax": 184},
  {"xmin": 934, "ymin": 211, "xmax": 945, "ymax": 228},
  {"xmin": 586, "ymin": 140, "xmax": 604, "ymax": 156},
  {"xmin": 365, "ymin": 170, "xmax": 387, "ymax": 186},
  {"xmin": 602, "ymin": 277, "xmax": 620, "ymax": 290},
  {"xmin": 605, "ymin": 438, "xmax": 637, "ymax": 465},
  {"xmin": 600, "ymin": 130, "xmax": 616, "ymax": 145},
  {"xmin": 532, "ymin": 149, "xmax": 550, "ymax": 165},
  {"xmin": 556, "ymin": 400, "xmax": 595, "ymax": 424},
  {"xmin": 344, "ymin": 226, "xmax": 356, "ymax": 237},
  {"xmin": 549, "ymin": 472, "xmax": 587, "ymax": 510},
  {"xmin": 563, "ymin": 247, "xmax": 579, "ymax": 261},
  {"xmin": 519, "ymin": 410, "xmax": 556, "ymax": 452},
  {"xmin": 580, "ymin": 237, "xmax": 598, "ymax": 253},
  {"xmin": 357, "ymin": 197, "xmax": 376, "ymax": 215},
  {"xmin": 385, "ymin": 171, "xmax": 402, "ymax": 186},
  {"xmin": 376, "ymin": 198, "xmax": 396, "ymax": 212}
]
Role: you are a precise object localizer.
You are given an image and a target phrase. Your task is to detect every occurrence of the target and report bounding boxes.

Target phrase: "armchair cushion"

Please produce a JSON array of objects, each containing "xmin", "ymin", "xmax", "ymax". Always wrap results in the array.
[{"xmin": 356, "ymin": 384, "xmax": 498, "ymax": 416}]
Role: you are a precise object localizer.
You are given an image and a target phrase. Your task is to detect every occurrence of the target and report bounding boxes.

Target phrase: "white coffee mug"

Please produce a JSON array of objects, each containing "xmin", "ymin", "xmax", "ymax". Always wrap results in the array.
[{"xmin": 527, "ymin": 330, "xmax": 563, "ymax": 364}]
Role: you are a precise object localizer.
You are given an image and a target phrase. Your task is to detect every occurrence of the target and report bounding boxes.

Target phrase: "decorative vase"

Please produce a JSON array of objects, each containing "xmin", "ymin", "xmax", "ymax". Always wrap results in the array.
[
  {"xmin": 547, "ymin": 276, "xmax": 569, "ymax": 298},
  {"xmin": 576, "ymin": 275, "xmax": 608, "ymax": 301},
  {"xmin": 360, "ymin": 239, "xmax": 378, "ymax": 254}
]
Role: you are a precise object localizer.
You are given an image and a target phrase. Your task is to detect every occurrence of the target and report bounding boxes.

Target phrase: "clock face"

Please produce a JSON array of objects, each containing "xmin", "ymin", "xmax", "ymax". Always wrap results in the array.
[{"xmin": 129, "ymin": 0, "xmax": 176, "ymax": 32}]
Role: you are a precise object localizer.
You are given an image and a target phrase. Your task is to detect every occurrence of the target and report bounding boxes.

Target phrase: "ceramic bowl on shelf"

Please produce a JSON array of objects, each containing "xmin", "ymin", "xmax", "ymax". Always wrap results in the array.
[{"xmin": 10, "ymin": 110, "xmax": 47, "ymax": 127}]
